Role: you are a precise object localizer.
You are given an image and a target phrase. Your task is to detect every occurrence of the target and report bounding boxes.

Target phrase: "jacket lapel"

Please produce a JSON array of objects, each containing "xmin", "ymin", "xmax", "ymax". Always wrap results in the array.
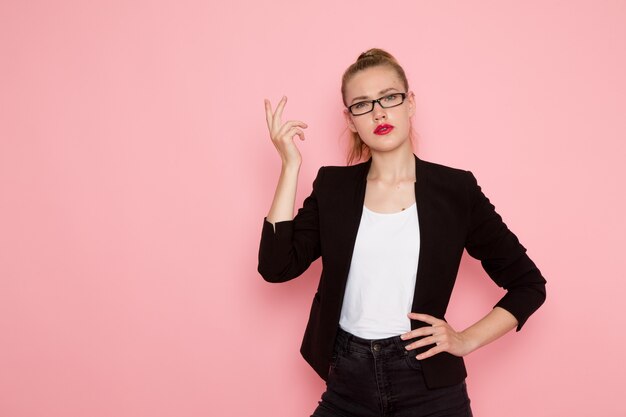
[{"xmin": 411, "ymin": 155, "xmax": 434, "ymax": 323}]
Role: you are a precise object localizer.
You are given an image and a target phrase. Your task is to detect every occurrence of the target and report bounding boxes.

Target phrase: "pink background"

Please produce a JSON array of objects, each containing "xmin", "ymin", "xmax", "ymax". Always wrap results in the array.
[{"xmin": 1, "ymin": 1, "xmax": 625, "ymax": 416}]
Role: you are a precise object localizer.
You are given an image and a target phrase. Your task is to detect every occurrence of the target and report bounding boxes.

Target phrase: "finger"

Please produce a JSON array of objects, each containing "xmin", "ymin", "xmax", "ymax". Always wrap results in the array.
[
  {"xmin": 284, "ymin": 126, "xmax": 306, "ymax": 142},
  {"xmin": 405, "ymin": 335, "xmax": 439, "ymax": 350},
  {"xmin": 266, "ymin": 96, "xmax": 282, "ymax": 131},
  {"xmin": 401, "ymin": 326, "xmax": 433, "ymax": 340},
  {"xmin": 415, "ymin": 345, "xmax": 444, "ymax": 360},
  {"xmin": 294, "ymin": 128, "xmax": 306, "ymax": 141},
  {"xmin": 273, "ymin": 95, "xmax": 288, "ymax": 131},
  {"xmin": 401, "ymin": 323, "xmax": 441, "ymax": 340},
  {"xmin": 407, "ymin": 312, "xmax": 442, "ymax": 325},
  {"xmin": 284, "ymin": 120, "xmax": 308, "ymax": 129},
  {"xmin": 274, "ymin": 120, "xmax": 308, "ymax": 141},
  {"xmin": 264, "ymin": 99, "xmax": 273, "ymax": 132}
]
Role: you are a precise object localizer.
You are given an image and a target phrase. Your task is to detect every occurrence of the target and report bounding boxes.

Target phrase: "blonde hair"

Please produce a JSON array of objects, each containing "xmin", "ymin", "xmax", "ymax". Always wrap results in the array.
[{"xmin": 341, "ymin": 48, "xmax": 416, "ymax": 165}]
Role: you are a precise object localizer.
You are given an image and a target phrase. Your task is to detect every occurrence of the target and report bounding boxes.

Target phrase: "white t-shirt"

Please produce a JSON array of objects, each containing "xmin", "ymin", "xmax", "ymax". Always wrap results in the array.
[{"xmin": 338, "ymin": 202, "xmax": 420, "ymax": 339}]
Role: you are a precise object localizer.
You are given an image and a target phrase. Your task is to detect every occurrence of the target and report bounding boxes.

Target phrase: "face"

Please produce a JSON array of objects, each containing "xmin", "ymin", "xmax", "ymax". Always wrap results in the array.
[{"xmin": 343, "ymin": 65, "xmax": 415, "ymax": 153}]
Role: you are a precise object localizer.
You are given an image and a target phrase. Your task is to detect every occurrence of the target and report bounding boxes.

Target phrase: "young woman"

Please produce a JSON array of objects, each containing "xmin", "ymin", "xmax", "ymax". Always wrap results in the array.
[{"xmin": 258, "ymin": 48, "xmax": 547, "ymax": 417}]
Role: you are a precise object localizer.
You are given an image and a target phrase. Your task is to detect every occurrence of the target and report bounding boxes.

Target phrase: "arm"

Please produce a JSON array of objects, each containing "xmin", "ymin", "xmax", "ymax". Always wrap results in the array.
[
  {"xmin": 405, "ymin": 306, "xmax": 518, "ymax": 358},
  {"xmin": 258, "ymin": 166, "xmax": 325, "ymax": 283},
  {"xmin": 463, "ymin": 170, "xmax": 547, "ymax": 332},
  {"xmin": 459, "ymin": 306, "xmax": 518, "ymax": 353},
  {"xmin": 259, "ymin": 95, "xmax": 322, "ymax": 283},
  {"xmin": 402, "ymin": 171, "xmax": 546, "ymax": 358},
  {"xmin": 266, "ymin": 163, "xmax": 301, "ymax": 230}
]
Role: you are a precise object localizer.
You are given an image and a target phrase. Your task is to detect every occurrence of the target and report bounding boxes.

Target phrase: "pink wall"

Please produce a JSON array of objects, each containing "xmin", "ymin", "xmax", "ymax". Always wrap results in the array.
[{"xmin": 1, "ymin": 1, "xmax": 624, "ymax": 416}]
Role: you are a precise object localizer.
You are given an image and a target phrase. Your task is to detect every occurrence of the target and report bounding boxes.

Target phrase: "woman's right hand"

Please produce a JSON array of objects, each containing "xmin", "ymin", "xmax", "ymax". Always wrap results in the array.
[{"xmin": 264, "ymin": 95, "xmax": 308, "ymax": 167}]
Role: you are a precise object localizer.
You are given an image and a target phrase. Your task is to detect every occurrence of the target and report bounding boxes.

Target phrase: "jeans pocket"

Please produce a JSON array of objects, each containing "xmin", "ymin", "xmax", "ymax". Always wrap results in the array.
[{"xmin": 404, "ymin": 349, "xmax": 423, "ymax": 371}]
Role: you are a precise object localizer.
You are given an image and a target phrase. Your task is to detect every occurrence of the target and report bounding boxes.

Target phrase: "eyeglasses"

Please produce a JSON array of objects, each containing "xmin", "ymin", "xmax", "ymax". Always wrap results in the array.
[{"xmin": 347, "ymin": 92, "xmax": 408, "ymax": 116}]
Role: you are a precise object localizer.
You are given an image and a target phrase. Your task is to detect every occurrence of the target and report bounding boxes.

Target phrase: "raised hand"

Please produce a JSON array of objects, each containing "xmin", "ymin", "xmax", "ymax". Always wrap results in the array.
[{"xmin": 264, "ymin": 95, "xmax": 308, "ymax": 167}]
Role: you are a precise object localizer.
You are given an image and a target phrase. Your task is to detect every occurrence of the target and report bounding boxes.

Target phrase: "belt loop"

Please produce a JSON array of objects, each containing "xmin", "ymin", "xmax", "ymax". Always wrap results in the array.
[
  {"xmin": 338, "ymin": 326, "xmax": 350, "ymax": 352},
  {"xmin": 393, "ymin": 333, "xmax": 405, "ymax": 351}
]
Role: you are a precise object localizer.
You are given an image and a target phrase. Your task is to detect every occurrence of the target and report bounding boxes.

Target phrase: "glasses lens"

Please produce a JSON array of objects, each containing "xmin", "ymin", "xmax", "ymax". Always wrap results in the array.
[
  {"xmin": 351, "ymin": 101, "xmax": 373, "ymax": 115},
  {"xmin": 381, "ymin": 93, "xmax": 404, "ymax": 107}
]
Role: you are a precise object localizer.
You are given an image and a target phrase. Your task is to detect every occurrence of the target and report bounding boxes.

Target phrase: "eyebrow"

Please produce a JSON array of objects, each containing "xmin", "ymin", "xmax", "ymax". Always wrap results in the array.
[{"xmin": 350, "ymin": 87, "xmax": 400, "ymax": 104}]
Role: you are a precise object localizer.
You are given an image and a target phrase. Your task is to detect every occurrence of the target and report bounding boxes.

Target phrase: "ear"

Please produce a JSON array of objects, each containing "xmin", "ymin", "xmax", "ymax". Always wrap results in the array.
[
  {"xmin": 343, "ymin": 108, "xmax": 358, "ymax": 133},
  {"xmin": 408, "ymin": 91, "xmax": 416, "ymax": 118}
]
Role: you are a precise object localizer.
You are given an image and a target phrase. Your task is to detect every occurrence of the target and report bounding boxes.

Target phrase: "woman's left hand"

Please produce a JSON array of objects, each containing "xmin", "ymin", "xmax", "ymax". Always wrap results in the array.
[{"xmin": 400, "ymin": 312, "xmax": 476, "ymax": 359}]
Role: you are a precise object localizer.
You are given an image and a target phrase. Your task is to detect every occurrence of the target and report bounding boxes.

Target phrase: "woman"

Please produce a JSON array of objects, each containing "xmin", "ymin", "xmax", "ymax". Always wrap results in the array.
[{"xmin": 258, "ymin": 48, "xmax": 546, "ymax": 417}]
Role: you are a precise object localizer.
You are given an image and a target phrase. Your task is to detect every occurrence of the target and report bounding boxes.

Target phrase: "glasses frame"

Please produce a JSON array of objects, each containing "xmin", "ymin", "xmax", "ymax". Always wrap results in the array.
[{"xmin": 347, "ymin": 92, "xmax": 408, "ymax": 116}]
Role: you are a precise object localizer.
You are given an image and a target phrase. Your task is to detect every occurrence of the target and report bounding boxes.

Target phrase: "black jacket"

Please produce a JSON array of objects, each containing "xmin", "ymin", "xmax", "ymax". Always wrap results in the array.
[{"xmin": 257, "ymin": 153, "xmax": 546, "ymax": 389}]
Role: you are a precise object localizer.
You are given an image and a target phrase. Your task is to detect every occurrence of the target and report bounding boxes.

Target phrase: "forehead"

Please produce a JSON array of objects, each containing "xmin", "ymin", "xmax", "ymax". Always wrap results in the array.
[{"xmin": 345, "ymin": 66, "xmax": 402, "ymax": 100}]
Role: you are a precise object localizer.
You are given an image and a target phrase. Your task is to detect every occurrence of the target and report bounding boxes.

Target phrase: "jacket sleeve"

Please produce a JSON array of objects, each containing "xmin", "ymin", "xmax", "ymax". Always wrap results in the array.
[
  {"xmin": 257, "ymin": 166, "xmax": 325, "ymax": 283},
  {"xmin": 464, "ymin": 170, "xmax": 547, "ymax": 331}
]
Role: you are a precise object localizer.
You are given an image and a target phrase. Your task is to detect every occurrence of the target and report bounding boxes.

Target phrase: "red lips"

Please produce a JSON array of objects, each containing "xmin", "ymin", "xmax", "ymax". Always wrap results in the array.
[{"xmin": 374, "ymin": 124, "xmax": 394, "ymax": 135}]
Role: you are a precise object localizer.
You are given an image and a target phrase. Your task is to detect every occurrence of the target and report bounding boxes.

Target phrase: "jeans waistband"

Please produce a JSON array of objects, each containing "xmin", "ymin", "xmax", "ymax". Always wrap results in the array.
[{"xmin": 335, "ymin": 325, "xmax": 414, "ymax": 356}]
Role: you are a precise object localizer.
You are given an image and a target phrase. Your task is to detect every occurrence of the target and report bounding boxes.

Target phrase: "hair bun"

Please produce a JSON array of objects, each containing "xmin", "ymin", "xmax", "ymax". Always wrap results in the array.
[
  {"xmin": 358, "ymin": 50, "xmax": 374, "ymax": 60},
  {"xmin": 357, "ymin": 48, "xmax": 396, "ymax": 63}
]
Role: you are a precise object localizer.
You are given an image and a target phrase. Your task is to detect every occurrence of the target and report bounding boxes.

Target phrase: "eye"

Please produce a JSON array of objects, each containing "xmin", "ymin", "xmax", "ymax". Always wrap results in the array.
[
  {"xmin": 354, "ymin": 102, "xmax": 367, "ymax": 109},
  {"xmin": 384, "ymin": 94, "xmax": 398, "ymax": 101}
]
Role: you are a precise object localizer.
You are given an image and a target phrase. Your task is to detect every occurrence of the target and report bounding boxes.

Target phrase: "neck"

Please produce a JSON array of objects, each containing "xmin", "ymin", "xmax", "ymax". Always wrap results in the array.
[{"xmin": 367, "ymin": 142, "xmax": 416, "ymax": 183}]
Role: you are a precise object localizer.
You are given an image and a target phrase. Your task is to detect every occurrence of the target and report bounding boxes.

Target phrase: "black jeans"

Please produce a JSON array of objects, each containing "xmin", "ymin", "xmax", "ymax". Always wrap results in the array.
[{"xmin": 310, "ymin": 326, "xmax": 473, "ymax": 417}]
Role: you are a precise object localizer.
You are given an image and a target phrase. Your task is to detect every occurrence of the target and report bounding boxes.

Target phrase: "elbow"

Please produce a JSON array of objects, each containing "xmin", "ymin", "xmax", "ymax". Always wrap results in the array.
[
  {"xmin": 496, "ymin": 276, "xmax": 547, "ymax": 332},
  {"xmin": 528, "ymin": 271, "xmax": 547, "ymax": 309},
  {"xmin": 521, "ymin": 282, "xmax": 548, "ymax": 331},
  {"xmin": 535, "ymin": 283, "xmax": 546, "ymax": 310},
  {"xmin": 257, "ymin": 263, "xmax": 282, "ymax": 283},
  {"xmin": 538, "ymin": 282, "xmax": 547, "ymax": 305},
  {"xmin": 257, "ymin": 262, "xmax": 296, "ymax": 284},
  {"xmin": 522, "ymin": 279, "xmax": 548, "ymax": 314}
]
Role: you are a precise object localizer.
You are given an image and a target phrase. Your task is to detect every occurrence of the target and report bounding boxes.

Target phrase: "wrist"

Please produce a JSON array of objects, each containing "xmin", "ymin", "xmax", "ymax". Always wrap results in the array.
[
  {"xmin": 459, "ymin": 329, "xmax": 482, "ymax": 355},
  {"xmin": 281, "ymin": 161, "xmax": 301, "ymax": 173}
]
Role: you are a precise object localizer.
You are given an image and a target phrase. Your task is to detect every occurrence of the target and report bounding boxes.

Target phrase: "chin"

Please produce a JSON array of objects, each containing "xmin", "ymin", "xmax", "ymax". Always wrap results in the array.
[{"xmin": 368, "ymin": 137, "xmax": 411, "ymax": 152}]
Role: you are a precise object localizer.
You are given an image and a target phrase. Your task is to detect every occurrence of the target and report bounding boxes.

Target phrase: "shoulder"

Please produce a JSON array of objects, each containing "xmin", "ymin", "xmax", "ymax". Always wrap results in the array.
[
  {"xmin": 315, "ymin": 160, "xmax": 367, "ymax": 183},
  {"xmin": 419, "ymin": 158, "xmax": 475, "ymax": 195},
  {"xmin": 421, "ymin": 158, "xmax": 470, "ymax": 177},
  {"xmin": 319, "ymin": 160, "xmax": 367, "ymax": 173}
]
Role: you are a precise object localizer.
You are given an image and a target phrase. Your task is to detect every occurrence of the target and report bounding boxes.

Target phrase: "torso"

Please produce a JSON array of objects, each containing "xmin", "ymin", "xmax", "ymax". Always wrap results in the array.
[{"xmin": 363, "ymin": 177, "xmax": 416, "ymax": 213}]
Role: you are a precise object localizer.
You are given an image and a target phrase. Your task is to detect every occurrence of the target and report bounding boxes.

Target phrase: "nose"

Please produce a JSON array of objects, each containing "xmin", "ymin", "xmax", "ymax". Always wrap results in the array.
[{"xmin": 372, "ymin": 101, "xmax": 387, "ymax": 120}]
